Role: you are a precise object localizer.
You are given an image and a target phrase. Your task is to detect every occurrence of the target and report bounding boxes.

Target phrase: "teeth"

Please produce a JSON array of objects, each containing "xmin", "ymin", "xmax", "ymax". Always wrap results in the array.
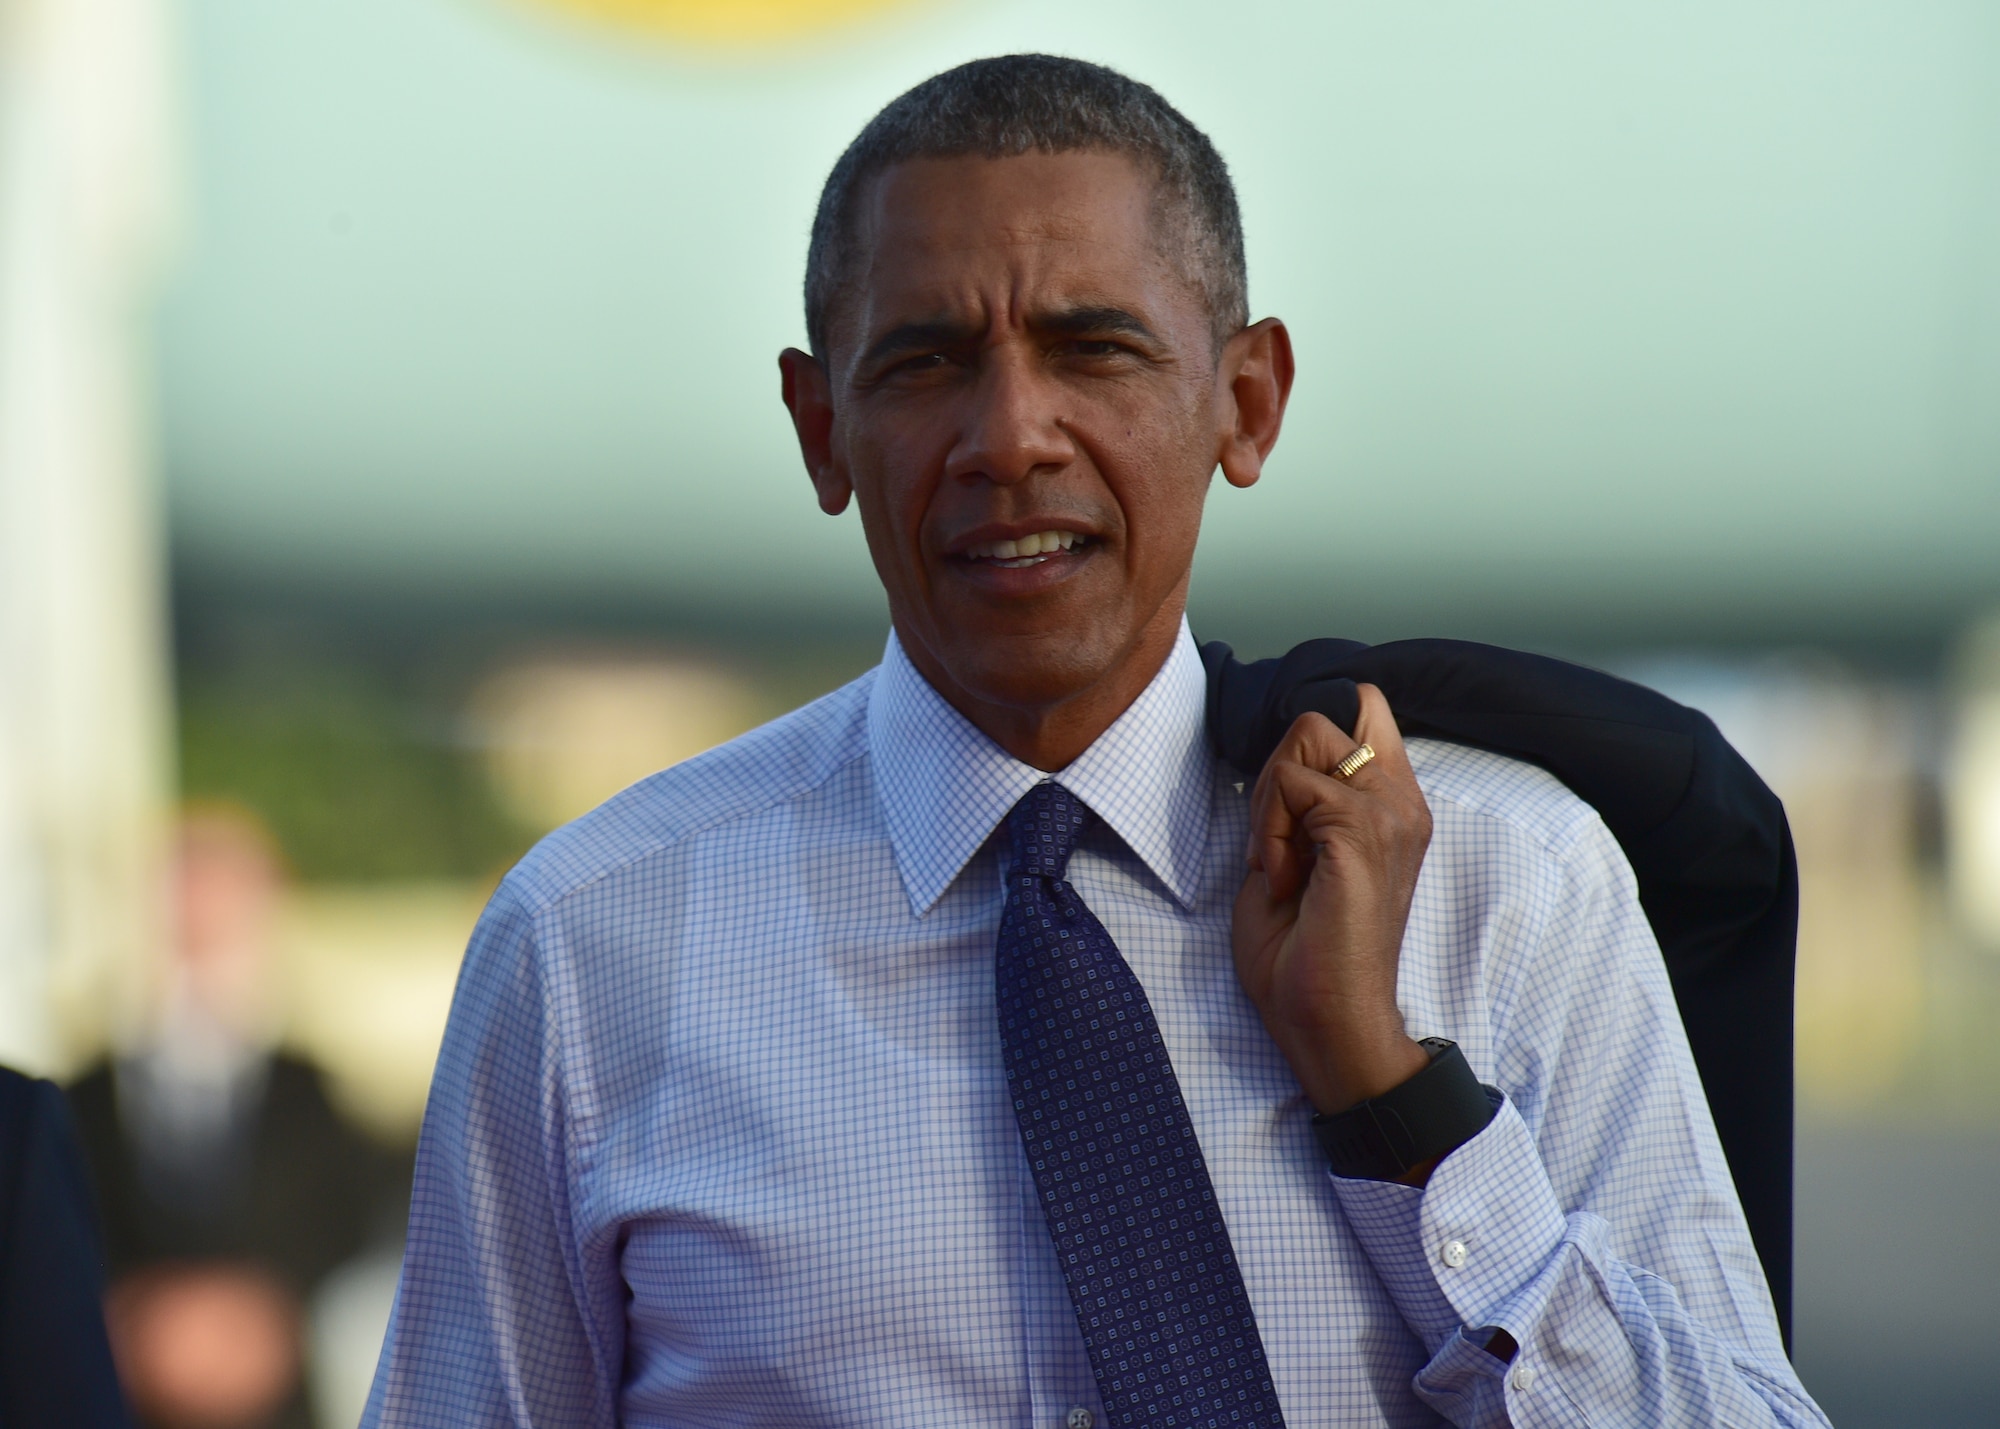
[{"xmin": 964, "ymin": 530, "xmax": 1084, "ymax": 562}]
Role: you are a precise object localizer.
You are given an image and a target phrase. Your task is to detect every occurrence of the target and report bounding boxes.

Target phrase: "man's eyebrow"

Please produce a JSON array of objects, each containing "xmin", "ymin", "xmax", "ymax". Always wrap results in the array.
[
  {"xmin": 859, "ymin": 319, "xmax": 979, "ymax": 368},
  {"xmin": 1032, "ymin": 305, "xmax": 1161, "ymax": 344},
  {"xmin": 857, "ymin": 306, "xmax": 1162, "ymax": 368}
]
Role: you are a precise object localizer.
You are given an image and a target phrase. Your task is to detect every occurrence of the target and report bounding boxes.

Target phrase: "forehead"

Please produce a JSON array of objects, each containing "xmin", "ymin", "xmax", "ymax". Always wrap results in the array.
[{"xmin": 840, "ymin": 151, "xmax": 1187, "ymax": 335}]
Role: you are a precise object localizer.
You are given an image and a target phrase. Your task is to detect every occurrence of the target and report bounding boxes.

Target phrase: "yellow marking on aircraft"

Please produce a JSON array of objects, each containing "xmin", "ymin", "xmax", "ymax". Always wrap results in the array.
[{"xmin": 521, "ymin": 0, "xmax": 924, "ymax": 44}]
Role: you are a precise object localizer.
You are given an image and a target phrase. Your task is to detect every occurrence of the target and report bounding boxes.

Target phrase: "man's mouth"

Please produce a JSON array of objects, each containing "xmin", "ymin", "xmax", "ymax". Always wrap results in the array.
[{"xmin": 958, "ymin": 530, "xmax": 1093, "ymax": 568}]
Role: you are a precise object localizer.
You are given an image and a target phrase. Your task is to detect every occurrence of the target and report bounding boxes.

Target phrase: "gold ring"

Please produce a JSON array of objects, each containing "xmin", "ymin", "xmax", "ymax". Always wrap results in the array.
[{"xmin": 1334, "ymin": 744, "xmax": 1377, "ymax": 780}]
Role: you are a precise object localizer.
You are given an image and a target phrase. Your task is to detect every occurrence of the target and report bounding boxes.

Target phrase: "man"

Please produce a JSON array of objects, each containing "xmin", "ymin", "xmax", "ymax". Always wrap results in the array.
[
  {"xmin": 366, "ymin": 56, "xmax": 1827, "ymax": 1427},
  {"xmin": 70, "ymin": 808, "xmax": 410, "ymax": 1429}
]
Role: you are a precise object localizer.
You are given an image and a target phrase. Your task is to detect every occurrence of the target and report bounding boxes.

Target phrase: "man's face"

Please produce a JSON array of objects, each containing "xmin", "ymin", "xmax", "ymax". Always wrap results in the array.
[{"xmin": 787, "ymin": 151, "xmax": 1262, "ymax": 726}]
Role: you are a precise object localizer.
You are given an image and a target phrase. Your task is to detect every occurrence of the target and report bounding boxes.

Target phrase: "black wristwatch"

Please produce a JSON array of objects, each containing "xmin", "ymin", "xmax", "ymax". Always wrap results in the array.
[{"xmin": 1310, "ymin": 1038, "xmax": 1499, "ymax": 1181}]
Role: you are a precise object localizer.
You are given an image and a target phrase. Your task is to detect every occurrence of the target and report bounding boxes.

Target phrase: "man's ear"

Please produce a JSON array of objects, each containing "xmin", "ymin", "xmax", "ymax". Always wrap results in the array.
[
  {"xmin": 779, "ymin": 347, "xmax": 851, "ymax": 515},
  {"xmin": 1214, "ymin": 317, "xmax": 1295, "ymax": 490}
]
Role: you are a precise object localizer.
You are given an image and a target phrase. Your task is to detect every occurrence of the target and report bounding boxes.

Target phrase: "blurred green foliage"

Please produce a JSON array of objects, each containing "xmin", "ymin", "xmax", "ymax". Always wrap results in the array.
[{"xmin": 178, "ymin": 667, "xmax": 531, "ymax": 883}]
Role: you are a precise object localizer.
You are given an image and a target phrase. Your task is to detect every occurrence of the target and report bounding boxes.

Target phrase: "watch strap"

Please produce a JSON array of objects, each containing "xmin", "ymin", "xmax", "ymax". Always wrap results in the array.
[{"xmin": 1310, "ymin": 1038, "xmax": 1499, "ymax": 1180}]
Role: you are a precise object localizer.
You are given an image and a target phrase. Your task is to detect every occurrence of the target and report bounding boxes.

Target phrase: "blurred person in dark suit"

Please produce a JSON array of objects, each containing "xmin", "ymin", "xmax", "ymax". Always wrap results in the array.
[
  {"xmin": 0, "ymin": 1065, "xmax": 133, "ymax": 1428},
  {"xmin": 67, "ymin": 808, "xmax": 409, "ymax": 1429}
]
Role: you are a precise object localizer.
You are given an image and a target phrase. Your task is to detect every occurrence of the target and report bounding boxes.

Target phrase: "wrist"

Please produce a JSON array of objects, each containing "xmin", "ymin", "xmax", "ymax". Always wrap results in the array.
[
  {"xmin": 1273, "ymin": 1021, "xmax": 1429, "ymax": 1115},
  {"xmin": 1310, "ymin": 1039, "xmax": 1499, "ymax": 1184}
]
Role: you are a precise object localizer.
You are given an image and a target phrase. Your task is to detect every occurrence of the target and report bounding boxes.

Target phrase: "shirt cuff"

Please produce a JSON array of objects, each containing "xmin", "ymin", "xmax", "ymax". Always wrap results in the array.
[{"xmin": 1328, "ymin": 1093, "xmax": 1577, "ymax": 1353}]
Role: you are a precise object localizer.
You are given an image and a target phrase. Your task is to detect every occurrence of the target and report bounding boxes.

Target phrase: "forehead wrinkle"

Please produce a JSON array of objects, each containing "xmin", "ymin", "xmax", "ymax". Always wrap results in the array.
[
  {"xmin": 868, "ymin": 156, "xmax": 1158, "ymax": 262},
  {"xmin": 829, "ymin": 154, "xmax": 1193, "ymax": 362}
]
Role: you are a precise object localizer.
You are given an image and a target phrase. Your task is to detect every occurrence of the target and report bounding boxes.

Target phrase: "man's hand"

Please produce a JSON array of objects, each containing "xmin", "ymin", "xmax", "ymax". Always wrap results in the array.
[{"xmin": 1232, "ymin": 685, "xmax": 1434, "ymax": 1119}]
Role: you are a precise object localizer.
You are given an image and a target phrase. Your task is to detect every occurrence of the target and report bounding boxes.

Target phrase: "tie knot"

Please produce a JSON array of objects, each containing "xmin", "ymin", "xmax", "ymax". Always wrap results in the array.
[{"xmin": 1005, "ymin": 781, "xmax": 1092, "ymax": 881}]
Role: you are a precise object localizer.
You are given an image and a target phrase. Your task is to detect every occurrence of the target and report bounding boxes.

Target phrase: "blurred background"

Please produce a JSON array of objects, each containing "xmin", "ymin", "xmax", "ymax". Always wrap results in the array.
[{"xmin": 2, "ymin": 0, "xmax": 1996, "ymax": 1423}]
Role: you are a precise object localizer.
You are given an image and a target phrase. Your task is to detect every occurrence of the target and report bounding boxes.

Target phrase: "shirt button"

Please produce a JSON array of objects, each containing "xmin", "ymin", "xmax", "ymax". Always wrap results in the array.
[
  {"xmin": 1440, "ymin": 1239, "xmax": 1469, "ymax": 1268},
  {"xmin": 1509, "ymin": 1363, "xmax": 1536, "ymax": 1392},
  {"xmin": 1067, "ymin": 1410, "xmax": 1096, "ymax": 1429}
]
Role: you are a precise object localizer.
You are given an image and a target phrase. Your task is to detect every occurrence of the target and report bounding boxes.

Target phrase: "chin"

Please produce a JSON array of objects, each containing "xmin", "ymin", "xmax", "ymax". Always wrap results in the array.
[{"xmin": 946, "ymin": 623, "xmax": 1123, "ymax": 708}]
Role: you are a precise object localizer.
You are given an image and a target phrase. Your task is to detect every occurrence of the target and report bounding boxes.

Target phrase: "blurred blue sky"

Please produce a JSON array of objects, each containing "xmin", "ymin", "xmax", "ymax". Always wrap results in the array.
[{"xmin": 158, "ymin": 0, "xmax": 1999, "ymax": 643}]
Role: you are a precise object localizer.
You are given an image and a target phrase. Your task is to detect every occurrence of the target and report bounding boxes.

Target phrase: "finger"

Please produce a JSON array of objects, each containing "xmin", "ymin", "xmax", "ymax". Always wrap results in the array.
[
  {"xmin": 1247, "ymin": 709, "xmax": 1371, "ymax": 886},
  {"xmin": 1348, "ymin": 683, "xmax": 1412, "ymax": 781},
  {"xmin": 1349, "ymin": 683, "xmax": 1434, "ymax": 855},
  {"xmin": 1244, "ymin": 748, "xmax": 1303, "ymax": 896},
  {"xmin": 1265, "ymin": 709, "xmax": 1363, "ymax": 782},
  {"xmin": 1244, "ymin": 746, "xmax": 1296, "ymax": 870},
  {"xmin": 1250, "ymin": 758, "xmax": 1370, "ymax": 901},
  {"xmin": 1262, "ymin": 704, "xmax": 1399, "ymax": 800}
]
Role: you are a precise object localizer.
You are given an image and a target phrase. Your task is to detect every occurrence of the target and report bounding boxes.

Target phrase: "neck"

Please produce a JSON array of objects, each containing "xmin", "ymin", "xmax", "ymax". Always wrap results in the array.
[{"xmin": 895, "ymin": 598, "xmax": 1188, "ymax": 772}]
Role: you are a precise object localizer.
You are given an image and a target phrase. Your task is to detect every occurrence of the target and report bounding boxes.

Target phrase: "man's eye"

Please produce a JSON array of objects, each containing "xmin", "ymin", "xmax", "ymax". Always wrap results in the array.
[
  {"xmin": 894, "ymin": 352, "xmax": 949, "ymax": 373},
  {"xmin": 1066, "ymin": 340, "xmax": 1126, "ymax": 358}
]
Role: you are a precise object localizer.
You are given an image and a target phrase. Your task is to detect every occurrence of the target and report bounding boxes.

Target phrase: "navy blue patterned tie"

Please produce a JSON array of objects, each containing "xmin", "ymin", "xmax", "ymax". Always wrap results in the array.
[{"xmin": 996, "ymin": 781, "xmax": 1287, "ymax": 1428}]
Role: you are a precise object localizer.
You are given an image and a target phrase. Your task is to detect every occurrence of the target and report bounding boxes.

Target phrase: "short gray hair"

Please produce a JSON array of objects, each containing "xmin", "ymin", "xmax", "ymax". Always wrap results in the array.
[{"xmin": 804, "ymin": 54, "xmax": 1247, "ymax": 358}]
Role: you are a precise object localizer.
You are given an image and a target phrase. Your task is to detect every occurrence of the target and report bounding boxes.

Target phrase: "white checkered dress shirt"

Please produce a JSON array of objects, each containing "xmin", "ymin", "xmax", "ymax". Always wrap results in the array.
[{"xmin": 364, "ymin": 624, "xmax": 1827, "ymax": 1428}]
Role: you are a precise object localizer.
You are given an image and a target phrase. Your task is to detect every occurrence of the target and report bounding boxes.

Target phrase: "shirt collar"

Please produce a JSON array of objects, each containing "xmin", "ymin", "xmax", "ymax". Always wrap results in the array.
[{"xmin": 868, "ymin": 621, "xmax": 1214, "ymax": 915}]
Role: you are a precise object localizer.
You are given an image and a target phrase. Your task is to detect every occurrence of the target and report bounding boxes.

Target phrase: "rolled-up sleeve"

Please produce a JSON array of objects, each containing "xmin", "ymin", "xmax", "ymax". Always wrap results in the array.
[
  {"xmin": 1331, "ymin": 811, "xmax": 1829, "ymax": 1428},
  {"xmin": 362, "ymin": 878, "xmax": 618, "ymax": 1429}
]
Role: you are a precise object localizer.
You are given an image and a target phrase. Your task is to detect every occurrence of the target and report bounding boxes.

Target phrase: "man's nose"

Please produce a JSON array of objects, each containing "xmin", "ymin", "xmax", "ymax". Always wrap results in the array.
[{"xmin": 943, "ymin": 351, "xmax": 1075, "ymax": 486}]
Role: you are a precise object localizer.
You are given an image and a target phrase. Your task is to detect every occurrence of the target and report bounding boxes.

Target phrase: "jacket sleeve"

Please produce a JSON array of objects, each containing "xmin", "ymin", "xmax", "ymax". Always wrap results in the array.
[
  {"xmin": 0, "ymin": 1073, "xmax": 135, "ymax": 1429},
  {"xmin": 362, "ymin": 879, "xmax": 619, "ymax": 1429},
  {"xmin": 1329, "ymin": 815, "xmax": 1828, "ymax": 1428}
]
